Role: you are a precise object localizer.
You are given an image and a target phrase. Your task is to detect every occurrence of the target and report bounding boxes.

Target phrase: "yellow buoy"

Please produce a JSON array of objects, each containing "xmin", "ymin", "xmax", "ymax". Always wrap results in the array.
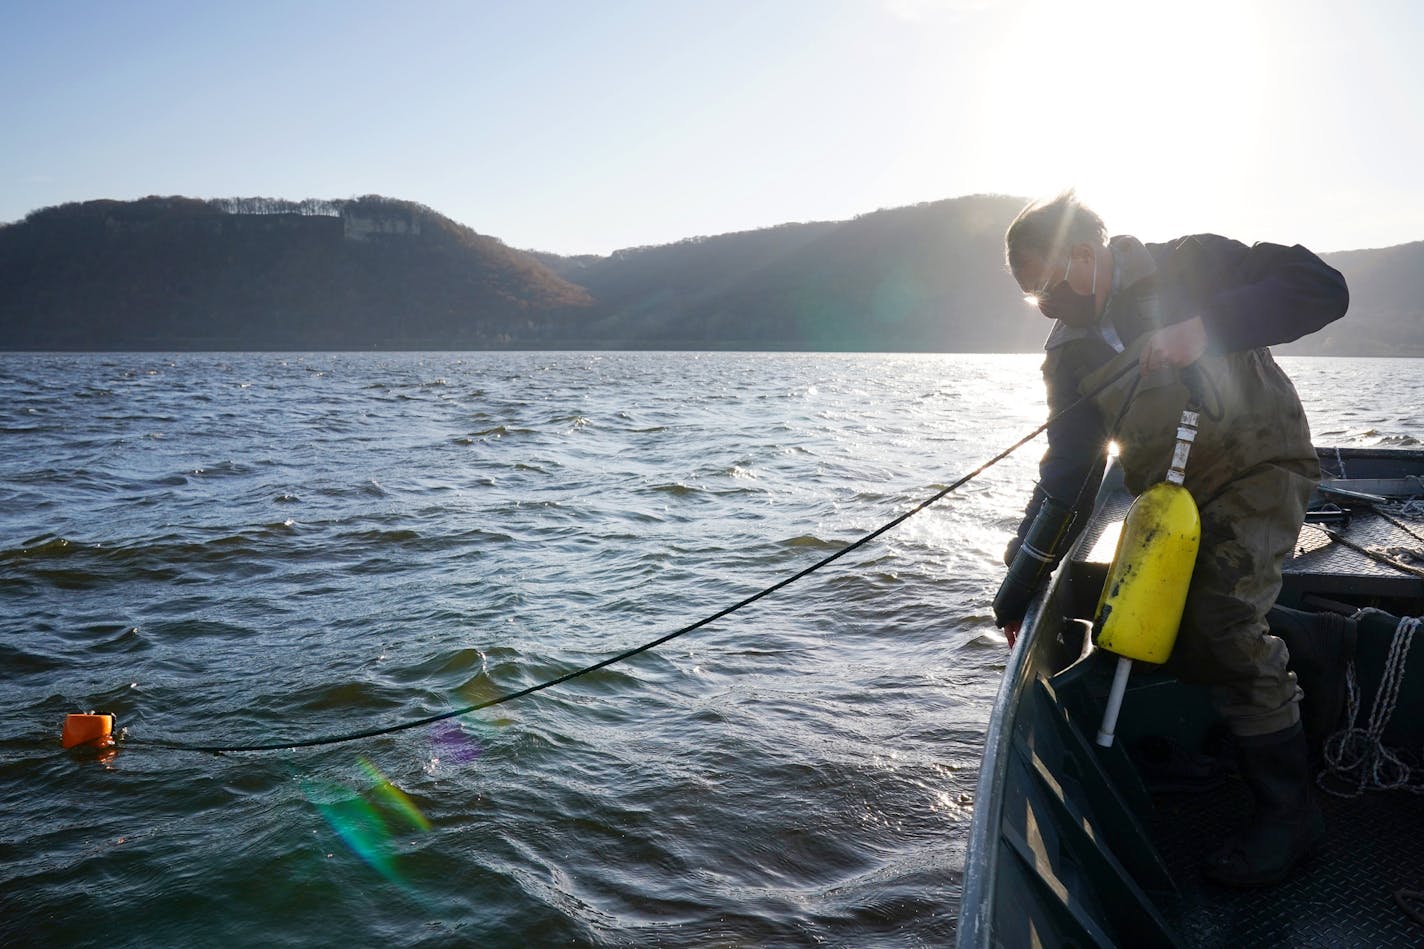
[
  {"xmin": 1093, "ymin": 408, "xmax": 1202, "ymax": 747},
  {"xmin": 1094, "ymin": 481, "xmax": 1201, "ymax": 663}
]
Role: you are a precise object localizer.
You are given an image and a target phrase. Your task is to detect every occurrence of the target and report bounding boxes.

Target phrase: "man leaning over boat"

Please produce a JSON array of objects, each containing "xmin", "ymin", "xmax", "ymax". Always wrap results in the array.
[{"xmin": 997, "ymin": 191, "xmax": 1349, "ymax": 888}]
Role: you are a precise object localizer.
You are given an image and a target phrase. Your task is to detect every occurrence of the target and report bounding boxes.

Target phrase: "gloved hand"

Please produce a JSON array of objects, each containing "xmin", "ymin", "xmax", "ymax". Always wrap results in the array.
[{"xmin": 1140, "ymin": 316, "xmax": 1206, "ymax": 375}]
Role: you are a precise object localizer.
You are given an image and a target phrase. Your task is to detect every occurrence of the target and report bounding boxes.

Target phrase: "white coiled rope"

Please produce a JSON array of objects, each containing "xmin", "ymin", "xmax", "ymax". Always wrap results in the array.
[{"xmin": 1320, "ymin": 612, "xmax": 1424, "ymax": 797}]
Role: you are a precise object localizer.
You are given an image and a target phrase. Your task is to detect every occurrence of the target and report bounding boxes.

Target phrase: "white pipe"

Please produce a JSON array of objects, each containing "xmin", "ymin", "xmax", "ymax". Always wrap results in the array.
[{"xmin": 1096, "ymin": 656, "xmax": 1134, "ymax": 747}]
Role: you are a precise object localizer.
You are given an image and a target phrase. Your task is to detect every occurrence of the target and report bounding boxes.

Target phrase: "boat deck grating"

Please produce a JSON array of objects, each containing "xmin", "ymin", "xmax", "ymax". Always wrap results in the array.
[
  {"xmin": 1288, "ymin": 508, "xmax": 1424, "ymax": 581},
  {"xmin": 1151, "ymin": 779, "xmax": 1424, "ymax": 948}
]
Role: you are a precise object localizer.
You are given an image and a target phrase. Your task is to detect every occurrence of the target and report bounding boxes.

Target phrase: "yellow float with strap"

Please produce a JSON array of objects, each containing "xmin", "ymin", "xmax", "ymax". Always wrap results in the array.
[{"xmin": 1093, "ymin": 404, "xmax": 1202, "ymax": 747}]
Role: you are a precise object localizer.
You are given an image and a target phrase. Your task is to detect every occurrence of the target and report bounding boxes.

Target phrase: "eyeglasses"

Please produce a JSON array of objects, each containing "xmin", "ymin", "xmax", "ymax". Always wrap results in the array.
[{"xmin": 1026, "ymin": 258, "xmax": 1070, "ymax": 302}]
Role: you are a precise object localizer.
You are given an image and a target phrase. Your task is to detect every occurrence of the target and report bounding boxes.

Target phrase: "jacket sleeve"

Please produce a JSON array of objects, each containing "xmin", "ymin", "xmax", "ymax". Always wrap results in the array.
[
  {"xmin": 1163, "ymin": 235, "xmax": 1350, "ymax": 353},
  {"xmin": 1007, "ymin": 342, "xmax": 1109, "ymax": 564}
]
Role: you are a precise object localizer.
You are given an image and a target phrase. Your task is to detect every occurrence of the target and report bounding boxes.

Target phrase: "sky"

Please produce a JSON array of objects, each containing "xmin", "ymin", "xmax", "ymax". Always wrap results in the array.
[{"xmin": 2, "ymin": 0, "xmax": 1421, "ymax": 256}]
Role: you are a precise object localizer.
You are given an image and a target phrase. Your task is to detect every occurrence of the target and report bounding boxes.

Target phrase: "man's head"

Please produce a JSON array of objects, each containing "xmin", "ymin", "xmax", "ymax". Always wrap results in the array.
[{"xmin": 1005, "ymin": 191, "xmax": 1109, "ymax": 326}]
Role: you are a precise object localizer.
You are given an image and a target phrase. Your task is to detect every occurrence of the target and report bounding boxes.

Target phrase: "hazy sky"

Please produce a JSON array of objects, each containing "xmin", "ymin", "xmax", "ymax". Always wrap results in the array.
[{"xmin": 3, "ymin": 0, "xmax": 1420, "ymax": 255}]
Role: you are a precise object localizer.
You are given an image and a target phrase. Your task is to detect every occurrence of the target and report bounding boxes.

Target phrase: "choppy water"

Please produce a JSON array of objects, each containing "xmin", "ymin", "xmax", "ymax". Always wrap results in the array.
[{"xmin": 1, "ymin": 352, "xmax": 1419, "ymax": 948}]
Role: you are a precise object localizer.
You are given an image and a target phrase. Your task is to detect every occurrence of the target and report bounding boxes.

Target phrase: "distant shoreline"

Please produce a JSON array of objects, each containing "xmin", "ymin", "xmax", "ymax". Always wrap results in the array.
[
  {"xmin": 4, "ymin": 195, "xmax": 1418, "ymax": 356},
  {"xmin": 3, "ymin": 348, "xmax": 1419, "ymax": 358}
]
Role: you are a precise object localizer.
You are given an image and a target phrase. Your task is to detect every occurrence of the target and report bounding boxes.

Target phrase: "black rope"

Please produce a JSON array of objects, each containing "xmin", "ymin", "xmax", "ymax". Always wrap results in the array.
[
  {"xmin": 126, "ymin": 361, "xmax": 1143, "ymax": 755},
  {"xmin": 1377, "ymin": 508, "xmax": 1424, "ymax": 546},
  {"xmin": 1395, "ymin": 888, "xmax": 1424, "ymax": 929},
  {"xmin": 1062, "ymin": 372, "xmax": 1141, "ymax": 529}
]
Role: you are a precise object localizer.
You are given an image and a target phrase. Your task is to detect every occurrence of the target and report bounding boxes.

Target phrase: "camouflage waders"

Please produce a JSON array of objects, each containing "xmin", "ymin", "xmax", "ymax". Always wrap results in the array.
[{"xmin": 1081, "ymin": 340, "xmax": 1319, "ymax": 737}]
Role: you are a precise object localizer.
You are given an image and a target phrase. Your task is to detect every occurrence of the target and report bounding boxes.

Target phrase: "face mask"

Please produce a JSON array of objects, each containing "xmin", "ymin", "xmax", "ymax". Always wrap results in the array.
[{"xmin": 1036, "ymin": 255, "xmax": 1099, "ymax": 328}]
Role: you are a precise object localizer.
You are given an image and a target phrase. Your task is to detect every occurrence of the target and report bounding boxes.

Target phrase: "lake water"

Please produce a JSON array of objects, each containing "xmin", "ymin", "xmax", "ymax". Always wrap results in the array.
[{"xmin": 2, "ymin": 352, "xmax": 1420, "ymax": 947}]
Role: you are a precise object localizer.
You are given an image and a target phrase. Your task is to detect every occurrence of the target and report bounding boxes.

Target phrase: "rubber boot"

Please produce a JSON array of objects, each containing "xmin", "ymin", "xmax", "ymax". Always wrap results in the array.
[
  {"xmin": 1267, "ymin": 606, "xmax": 1358, "ymax": 754},
  {"xmin": 1202, "ymin": 722, "xmax": 1324, "ymax": 888}
]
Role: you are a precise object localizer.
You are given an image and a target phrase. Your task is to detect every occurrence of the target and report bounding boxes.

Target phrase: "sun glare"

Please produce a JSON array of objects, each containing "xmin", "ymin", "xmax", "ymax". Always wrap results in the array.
[{"xmin": 973, "ymin": 0, "xmax": 1275, "ymax": 241}]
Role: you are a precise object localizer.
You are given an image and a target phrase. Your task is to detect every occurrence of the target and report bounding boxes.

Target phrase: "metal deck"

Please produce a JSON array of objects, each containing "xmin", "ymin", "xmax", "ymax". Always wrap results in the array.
[
  {"xmin": 1153, "ymin": 781, "xmax": 1424, "ymax": 947},
  {"xmin": 1285, "ymin": 506, "xmax": 1424, "ymax": 605}
]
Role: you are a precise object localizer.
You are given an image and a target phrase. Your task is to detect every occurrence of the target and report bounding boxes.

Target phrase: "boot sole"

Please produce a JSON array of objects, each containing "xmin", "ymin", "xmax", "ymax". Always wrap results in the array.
[{"xmin": 1201, "ymin": 830, "xmax": 1326, "ymax": 889}]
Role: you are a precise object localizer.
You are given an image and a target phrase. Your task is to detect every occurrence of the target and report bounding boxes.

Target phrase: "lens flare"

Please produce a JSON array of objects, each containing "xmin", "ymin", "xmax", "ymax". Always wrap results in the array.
[
  {"xmin": 431, "ymin": 718, "xmax": 484, "ymax": 766},
  {"xmin": 426, "ymin": 675, "xmax": 518, "ymax": 768},
  {"xmin": 304, "ymin": 758, "xmax": 431, "ymax": 883},
  {"xmin": 456, "ymin": 673, "xmax": 517, "ymax": 720},
  {"xmin": 306, "ymin": 783, "xmax": 401, "ymax": 883},
  {"xmin": 358, "ymin": 757, "xmax": 431, "ymax": 832}
]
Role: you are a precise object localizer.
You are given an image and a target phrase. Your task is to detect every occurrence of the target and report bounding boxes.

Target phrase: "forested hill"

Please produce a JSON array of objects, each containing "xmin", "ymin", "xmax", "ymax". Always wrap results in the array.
[
  {"xmin": 0, "ymin": 196, "xmax": 592, "ymax": 350},
  {"xmin": 534, "ymin": 194, "xmax": 1049, "ymax": 352},
  {"xmin": 529, "ymin": 195, "xmax": 1421, "ymax": 355},
  {"xmin": 1, "ymin": 193, "xmax": 1420, "ymax": 353},
  {"xmin": 1311, "ymin": 240, "xmax": 1424, "ymax": 356}
]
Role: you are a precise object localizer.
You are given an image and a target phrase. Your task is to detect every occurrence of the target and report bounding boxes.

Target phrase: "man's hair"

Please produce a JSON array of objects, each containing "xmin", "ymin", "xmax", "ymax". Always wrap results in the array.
[{"xmin": 1004, "ymin": 190, "xmax": 1107, "ymax": 277}]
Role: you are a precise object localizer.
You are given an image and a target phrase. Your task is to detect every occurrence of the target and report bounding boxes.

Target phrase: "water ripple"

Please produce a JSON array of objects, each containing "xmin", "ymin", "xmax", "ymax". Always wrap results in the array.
[{"xmin": 0, "ymin": 351, "xmax": 1412, "ymax": 947}]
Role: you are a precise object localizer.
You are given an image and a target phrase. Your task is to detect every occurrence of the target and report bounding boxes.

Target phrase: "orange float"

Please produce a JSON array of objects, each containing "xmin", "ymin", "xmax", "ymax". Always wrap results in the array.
[{"xmin": 62, "ymin": 712, "xmax": 115, "ymax": 750}]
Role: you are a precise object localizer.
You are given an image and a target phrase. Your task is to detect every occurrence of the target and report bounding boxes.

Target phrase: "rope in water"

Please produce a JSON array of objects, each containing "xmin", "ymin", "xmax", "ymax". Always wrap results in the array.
[
  {"xmin": 124, "ymin": 363, "xmax": 1143, "ymax": 754},
  {"xmin": 1319, "ymin": 612, "xmax": 1424, "ymax": 797}
]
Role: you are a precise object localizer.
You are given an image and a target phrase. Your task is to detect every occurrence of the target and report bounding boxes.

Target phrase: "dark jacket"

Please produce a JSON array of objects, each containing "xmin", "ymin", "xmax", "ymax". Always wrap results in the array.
[{"xmin": 1010, "ymin": 234, "xmax": 1349, "ymax": 556}]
